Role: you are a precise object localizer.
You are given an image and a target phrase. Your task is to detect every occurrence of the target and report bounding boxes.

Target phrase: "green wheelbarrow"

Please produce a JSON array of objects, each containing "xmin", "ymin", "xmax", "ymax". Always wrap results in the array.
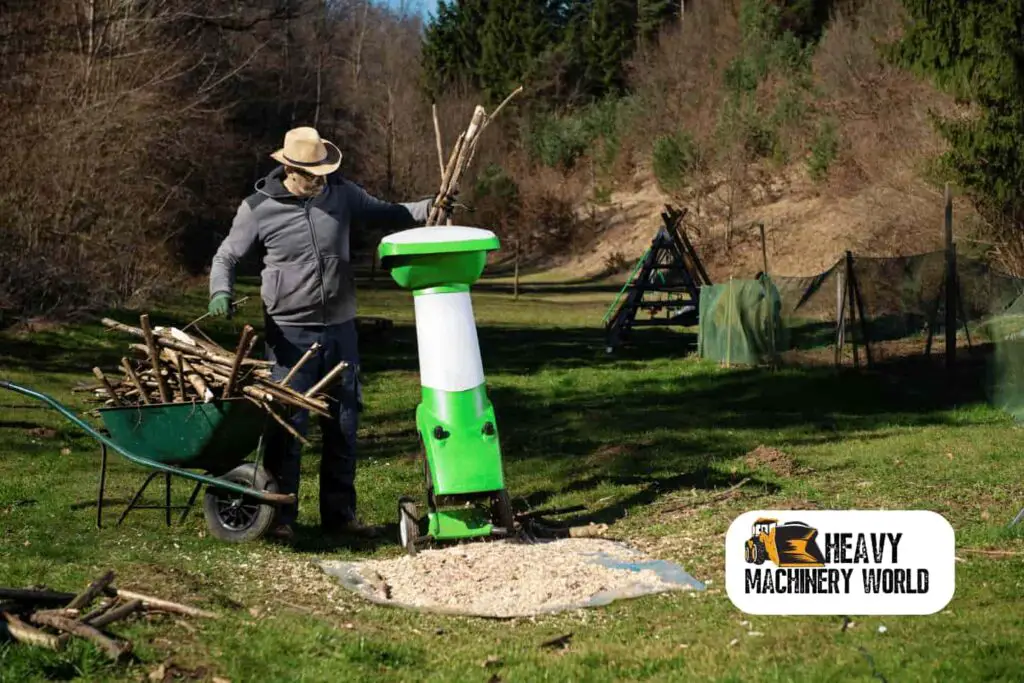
[{"xmin": 1, "ymin": 379, "xmax": 295, "ymax": 543}]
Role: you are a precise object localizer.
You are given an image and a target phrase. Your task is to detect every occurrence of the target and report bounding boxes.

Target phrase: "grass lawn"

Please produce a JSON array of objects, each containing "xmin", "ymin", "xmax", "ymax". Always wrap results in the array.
[{"xmin": 2, "ymin": 275, "xmax": 1023, "ymax": 682}]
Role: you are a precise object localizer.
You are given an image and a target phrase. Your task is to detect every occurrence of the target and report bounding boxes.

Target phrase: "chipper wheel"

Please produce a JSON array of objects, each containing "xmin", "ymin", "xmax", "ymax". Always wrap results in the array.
[
  {"xmin": 491, "ymin": 489, "xmax": 514, "ymax": 533},
  {"xmin": 202, "ymin": 463, "xmax": 278, "ymax": 543},
  {"xmin": 398, "ymin": 497, "xmax": 419, "ymax": 556}
]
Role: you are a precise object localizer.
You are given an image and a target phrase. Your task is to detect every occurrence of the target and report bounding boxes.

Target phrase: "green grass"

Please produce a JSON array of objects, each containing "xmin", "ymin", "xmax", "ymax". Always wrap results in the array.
[{"xmin": 2, "ymin": 276, "xmax": 1023, "ymax": 682}]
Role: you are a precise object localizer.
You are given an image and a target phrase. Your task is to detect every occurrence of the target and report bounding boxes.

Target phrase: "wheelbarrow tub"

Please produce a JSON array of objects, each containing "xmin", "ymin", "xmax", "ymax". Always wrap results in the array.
[{"xmin": 97, "ymin": 398, "xmax": 266, "ymax": 474}]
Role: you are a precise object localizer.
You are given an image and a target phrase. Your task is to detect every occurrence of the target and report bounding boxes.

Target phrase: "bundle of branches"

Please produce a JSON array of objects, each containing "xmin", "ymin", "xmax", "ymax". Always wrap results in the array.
[
  {"xmin": 80, "ymin": 315, "xmax": 344, "ymax": 445},
  {"xmin": 0, "ymin": 570, "xmax": 217, "ymax": 660},
  {"xmin": 426, "ymin": 85, "xmax": 524, "ymax": 227}
]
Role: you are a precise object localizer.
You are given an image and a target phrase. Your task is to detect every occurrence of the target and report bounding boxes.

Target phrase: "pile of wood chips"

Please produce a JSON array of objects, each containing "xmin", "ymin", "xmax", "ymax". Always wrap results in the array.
[
  {"xmin": 79, "ymin": 314, "xmax": 345, "ymax": 445},
  {"xmin": 0, "ymin": 570, "xmax": 217, "ymax": 661}
]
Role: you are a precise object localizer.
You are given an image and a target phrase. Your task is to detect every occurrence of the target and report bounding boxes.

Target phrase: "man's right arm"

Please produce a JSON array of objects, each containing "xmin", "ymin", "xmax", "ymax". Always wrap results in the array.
[{"xmin": 210, "ymin": 202, "xmax": 259, "ymax": 300}]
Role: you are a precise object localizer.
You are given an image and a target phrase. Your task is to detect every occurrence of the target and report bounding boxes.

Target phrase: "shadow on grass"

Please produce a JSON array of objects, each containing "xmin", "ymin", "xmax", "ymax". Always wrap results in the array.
[
  {"xmin": 357, "ymin": 322, "xmax": 995, "ymax": 535},
  {"xmin": 2, "ymin": 291, "xmax": 999, "ymax": 551}
]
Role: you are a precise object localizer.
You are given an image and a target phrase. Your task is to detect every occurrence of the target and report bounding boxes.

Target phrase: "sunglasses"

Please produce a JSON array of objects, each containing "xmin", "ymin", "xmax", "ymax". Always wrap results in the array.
[{"xmin": 288, "ymin": 167, "xmax": 321, "ymax": 180}]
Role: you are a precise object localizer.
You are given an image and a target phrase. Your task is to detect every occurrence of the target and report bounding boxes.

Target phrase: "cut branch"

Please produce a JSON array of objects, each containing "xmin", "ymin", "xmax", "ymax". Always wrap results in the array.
[
  {"xmin": 104, "ymin": 588, "xmax": 218, "ymax": 619},
  {"xmin": 29, "ymin": 613, "xmax": 131, "ymax": 660},
  {"xmin": 139, "ymin": 314, "xmax": 171, "ymax": 402},
  {"xmin": 67, "ymin": 570, "xmax": 115, "ymax": 610},
  {"xmin": 1, "ymin": 612, "xmax": 63, "ymax": 651}
]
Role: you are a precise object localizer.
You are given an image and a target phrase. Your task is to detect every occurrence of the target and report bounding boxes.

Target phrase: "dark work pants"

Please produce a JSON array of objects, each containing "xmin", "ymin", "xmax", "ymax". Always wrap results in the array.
[{"xmin": 262, "ymin": 316, "xmax": 362, "ymax": 528}]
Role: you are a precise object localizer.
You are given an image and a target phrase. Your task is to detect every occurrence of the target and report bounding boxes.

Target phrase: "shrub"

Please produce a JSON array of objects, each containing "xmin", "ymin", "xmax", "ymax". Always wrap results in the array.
[
  {"xmin": 807, "ymin": 118, "xmax": 839, "ymax": 181},
  {"xmin": 526, "ymin": 98, "xmax": 624, "ymax": 170},
  {"xmin": 653, "ymin": 131, "xmax": 700, "ymax": 192}
]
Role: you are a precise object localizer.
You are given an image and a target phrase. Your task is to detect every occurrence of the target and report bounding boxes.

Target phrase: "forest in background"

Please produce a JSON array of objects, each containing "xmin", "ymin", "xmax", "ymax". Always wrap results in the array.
[{"xmin": 1, "ymin": 0, "xmax": 1021, "ymax": 324}]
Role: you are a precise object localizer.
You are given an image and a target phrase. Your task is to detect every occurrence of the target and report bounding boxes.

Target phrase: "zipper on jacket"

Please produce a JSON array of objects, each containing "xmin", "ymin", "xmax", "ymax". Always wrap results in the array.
[{"xmin": 303, "ymin": 197, "xmax": 327, "ymax": 323}]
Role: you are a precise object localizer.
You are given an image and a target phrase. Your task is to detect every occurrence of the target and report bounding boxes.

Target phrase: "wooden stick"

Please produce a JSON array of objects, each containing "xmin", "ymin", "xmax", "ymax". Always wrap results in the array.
[
  {"xmin": 78, "ymin": 598, "xmax": 116, "ymax": 624},
  {"xmin": 224, "ymin": 325, "xmax": 254, "ymax": 397},
  {"xmin": 960, "ymin": 548, "xmax": 1022, "ymax": 557},
  {"xmin": 432, "ymin": 102, "xmax": 445, "ymax": 177},
  {"xmin": 249, "ymin": 398, "xmax": 310, "ymax": 447},
  {"xmin": 105, "ymin": 588, "xmax": 218, "ymax": 619},
  {"xmin": 173, "ymin": 351, "xmax": 186, "ymax": 402},
  {"xmin": 120, "ymin": 358, "xmax": 150, "ymax": 405},
  {"xmin": 190, "ymin": 363, "xmax": 331, "ymax": 416},
  {"xmin": 659, "ymin": 478, "xmax": 752, "ymax": 514},
  {"xmin": 91, "ymin": 368, "xmax": 124, "ymax": 406},
  {"xmin": 67, "ymin": 570, "xmax": 116, "ymax": 610},
  {"xmin": 139, "ymin": 315, "xmax": 171, "ymax": 402},
  {"xmin": 429, "ymin": 131, "xmax": 466, "ymax": 225},
  {"xmin": 240, "ymin": 384, "xmax": 330, "ymax": 419},
  {"xmin": 26, "ymin": 607, "xmax": 80, "ymax": 620},
  {"xmin": 0, "ymin": 589, "xmax": 76, "ymax": 605},
  {"xmin": 181, "ymin": 295, "xmax": 250, "ymax": 332},
  {"xmin": 30, "ymin": 613, "xmax": 131, "ymax": 660},
  {"xmin": 87, "ymin": 599, "xmax": 142, "ymax": 628},
  {"xmin": 2, "ymin": 612, "xmax": 63, "ymax": 651},
  {"xmin": 159, "ymin": 350, "xmax": 213, "ymax": 402},
  {"xmin": 244, "ymin": 331, "xmax": 260, "ymax": 359},
  {"xmin": 105, "ymin": 318, "xmax": 272, "ymax": 367},
  {"xmin": 180, "ymin": 357, "xmax": 212, "ymax": 402},
  {"xmin": 484, "ymin": 85, "xmax": 524, "ymax": 128},
  {"xmin": 304, "ymin": 360, "xmax": 350, "ymax": 398},
  {"xmin": 282, "ymin": 342, "xmax": 321, "ymax": 387}
]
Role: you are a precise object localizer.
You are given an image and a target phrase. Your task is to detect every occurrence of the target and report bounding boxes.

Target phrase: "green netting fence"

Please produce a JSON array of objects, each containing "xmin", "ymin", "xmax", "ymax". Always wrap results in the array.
[
  {"xmin": 697, "ymin": 249, "xmax": 1024, "ymax": 370},
  {"xmin": 697, "ymin": 276, "xmax": 787, "ymax": 366}
]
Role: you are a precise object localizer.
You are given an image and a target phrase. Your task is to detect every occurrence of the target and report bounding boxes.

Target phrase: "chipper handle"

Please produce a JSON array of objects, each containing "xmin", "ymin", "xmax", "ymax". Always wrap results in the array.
[{"xmin": 0, "ymin": 379, "xmax": 295, "ymax": 505}]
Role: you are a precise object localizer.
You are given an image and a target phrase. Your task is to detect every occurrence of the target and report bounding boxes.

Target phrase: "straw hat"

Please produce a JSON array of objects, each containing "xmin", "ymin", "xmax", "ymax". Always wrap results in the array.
[{"xmin": 270, "ymin": 127, "xmax": 342, "ymax": 175}]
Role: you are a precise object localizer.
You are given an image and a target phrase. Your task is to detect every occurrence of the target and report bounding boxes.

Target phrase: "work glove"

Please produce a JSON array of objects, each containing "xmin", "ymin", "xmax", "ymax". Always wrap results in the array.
[
  {"xmin": 208, "ymin": 292, "xmax": 232, "ymax": 319},
  {"xmin": 433, "ymin": 191, "xmax": 471, "ymax": 214}
]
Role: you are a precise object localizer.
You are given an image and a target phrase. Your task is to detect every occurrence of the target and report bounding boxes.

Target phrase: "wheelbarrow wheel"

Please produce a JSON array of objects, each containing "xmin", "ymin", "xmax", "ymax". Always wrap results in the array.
[
  {"xmin": 202, "ymin": 463, "xmax": 278, "ymax": 543},
  {"xmin": 398, "ymin": 497, "xmax": 419, "ymax": 556}
]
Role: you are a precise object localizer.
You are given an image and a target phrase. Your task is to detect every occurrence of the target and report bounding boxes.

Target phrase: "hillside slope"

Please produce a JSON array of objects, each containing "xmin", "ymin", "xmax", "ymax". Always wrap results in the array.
[{"xmin": 556, "ymin": 165, "xmax": 980, "ymax": 284}]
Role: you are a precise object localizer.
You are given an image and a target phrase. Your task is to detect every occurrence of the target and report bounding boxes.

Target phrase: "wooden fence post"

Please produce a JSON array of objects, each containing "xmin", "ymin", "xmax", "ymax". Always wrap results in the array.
[
  {"xmin": 835, "ymin": 264, "xmax": 846, "ymax": 367},
  {"xmin": 944, "ymin": 183, "xmax": 956, "ymax": 369}
]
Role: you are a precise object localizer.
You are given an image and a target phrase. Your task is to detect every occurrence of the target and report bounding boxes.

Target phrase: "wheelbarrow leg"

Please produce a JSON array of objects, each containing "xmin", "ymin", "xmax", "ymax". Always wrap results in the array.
[
  {"xmin": 117, "ymin": 471, "xmax": 161, "ymax": 527},
  {"xmin": 165, "ymin": 472, "xmax": 172, "ymax": 527},
  {"xmin": 97, "ymin": 444, "xmax": 108, "ymax": 529},
  {"xmin": 179, "ymin": 482, "xmax": 203, "ymax": 524}
]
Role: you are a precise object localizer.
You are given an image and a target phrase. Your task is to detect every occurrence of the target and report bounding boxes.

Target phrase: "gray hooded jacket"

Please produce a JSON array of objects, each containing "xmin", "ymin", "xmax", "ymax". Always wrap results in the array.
[{"xmin": 210, "ymin": 166, "xmax": 432, "ymax": 326}]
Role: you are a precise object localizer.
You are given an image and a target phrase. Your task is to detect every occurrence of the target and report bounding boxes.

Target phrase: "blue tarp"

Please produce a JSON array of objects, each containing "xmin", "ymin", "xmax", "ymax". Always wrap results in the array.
[{"xmin": 318, "ymin": 539, "xmax": 705, "ymax": 619}]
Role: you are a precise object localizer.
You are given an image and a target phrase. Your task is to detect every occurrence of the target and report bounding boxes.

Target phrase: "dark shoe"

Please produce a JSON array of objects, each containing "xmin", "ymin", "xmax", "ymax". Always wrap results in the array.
[
  {"xmin": 267, "ymin": 523, "xmax": 295, "ymax": 543},
  {"xmin": 323, "ymin": 518, "xmax": 383, "ymax": 539}
]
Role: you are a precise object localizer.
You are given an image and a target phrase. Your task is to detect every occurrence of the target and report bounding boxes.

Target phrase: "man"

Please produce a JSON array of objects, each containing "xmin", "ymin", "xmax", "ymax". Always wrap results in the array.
[{"xmin": 208, "ymin": 126, "xmax": 441, "ymax": 541}]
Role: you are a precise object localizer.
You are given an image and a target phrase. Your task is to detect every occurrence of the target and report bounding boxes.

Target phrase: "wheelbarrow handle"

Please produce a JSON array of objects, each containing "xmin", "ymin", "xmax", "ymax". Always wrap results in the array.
[{"xmin": 0, "ymin": 379, "xmax": 295, "ymax": 505}]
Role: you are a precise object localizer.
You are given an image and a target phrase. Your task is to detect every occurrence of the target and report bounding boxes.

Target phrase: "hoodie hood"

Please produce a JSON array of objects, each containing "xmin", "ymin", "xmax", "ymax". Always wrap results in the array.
[{"xmin": 254, "ymin": 166, "xmax": 295, "ymax": 200}]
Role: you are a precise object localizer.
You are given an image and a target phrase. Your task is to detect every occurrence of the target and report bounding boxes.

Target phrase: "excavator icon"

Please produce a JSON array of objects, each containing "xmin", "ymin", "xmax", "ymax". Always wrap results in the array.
[{"xmin": 744, "ymin": 517, "xmax": 826, "ymax": 567}]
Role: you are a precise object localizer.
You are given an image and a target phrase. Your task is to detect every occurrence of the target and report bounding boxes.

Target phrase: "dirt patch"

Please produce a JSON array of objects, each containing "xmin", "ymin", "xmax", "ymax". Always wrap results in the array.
[
  {"xmin": 744, "ymin": 445, "xmax": 796, "ymax": 477},
  {"xmin": 321, "ymin": 537, "xmax": 703, "ymax": 618}
]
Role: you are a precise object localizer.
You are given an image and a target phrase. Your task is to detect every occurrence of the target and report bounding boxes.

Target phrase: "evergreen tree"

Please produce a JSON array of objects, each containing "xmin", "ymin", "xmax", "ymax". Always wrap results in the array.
[
  {"xmin": 580, "ymin": 0, "xmax": 638, "ymax": 96},
  {"xmin": 891, "ymin": 0, "xmax": 1024, "ymax": 231},
  {"xmin": 477, "ymin": 0, "xmax": 562, "ymax": 103},
  {"xmin": 637, "ymin": 0, "xmax": 680, "ymax": 43},
  {"xmin": 421, "ymin": 0, "xmax": 488, "ymax": 97}
]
